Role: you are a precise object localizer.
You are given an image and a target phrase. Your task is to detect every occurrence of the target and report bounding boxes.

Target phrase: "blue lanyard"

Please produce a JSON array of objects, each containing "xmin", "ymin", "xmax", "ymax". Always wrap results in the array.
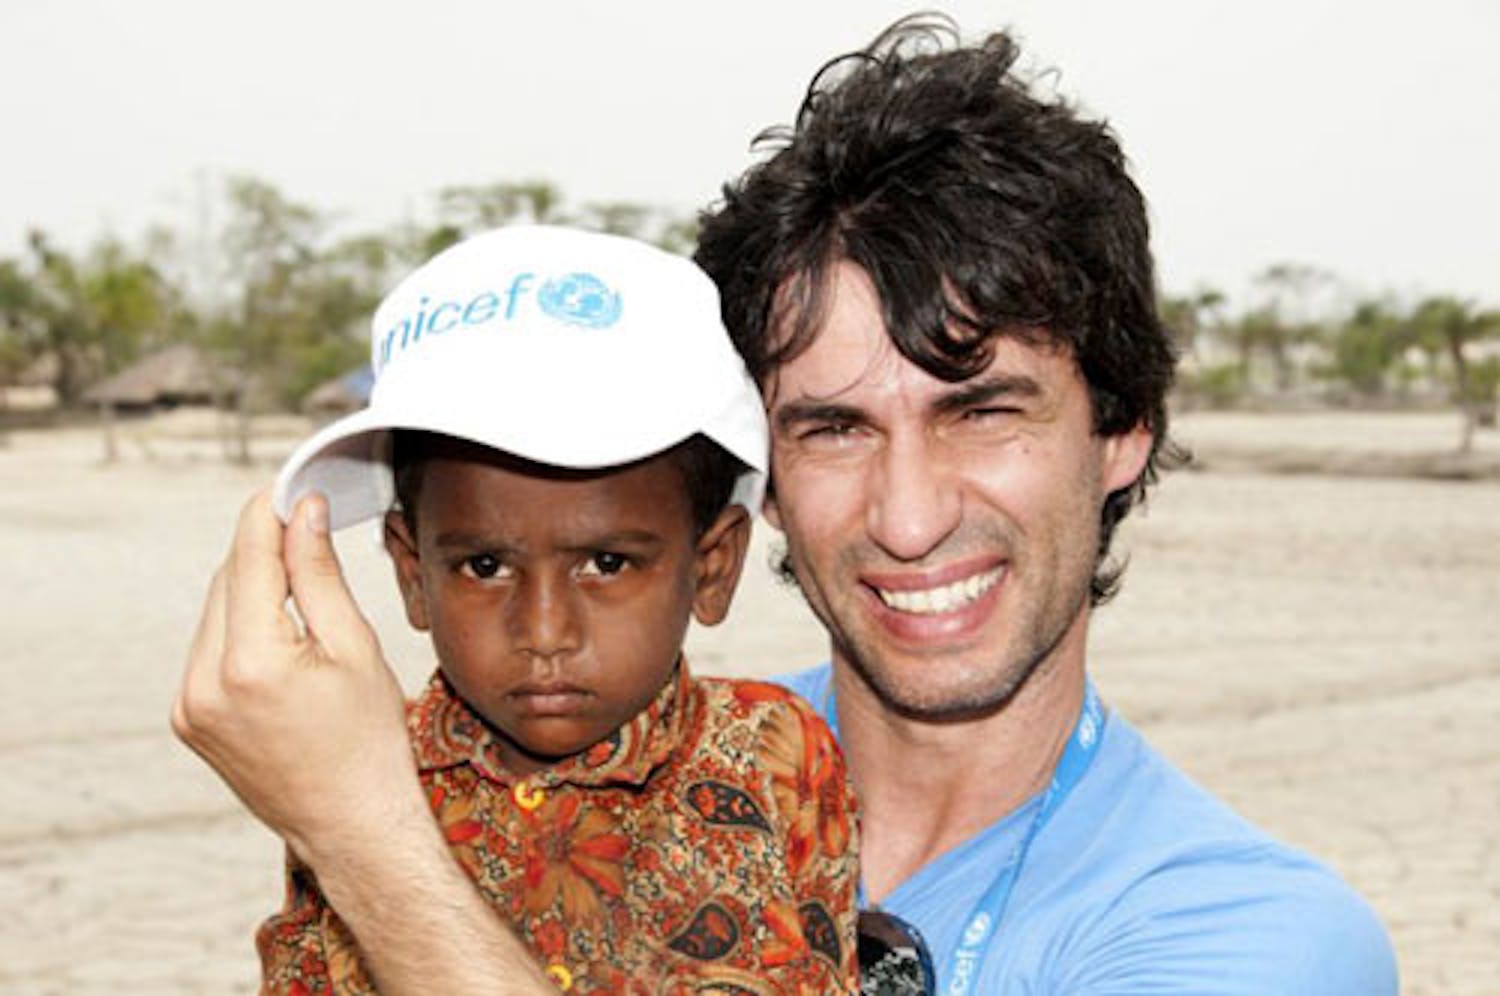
[{"xmin": 826, "ymin": 678, "xmax": 1106, "ymax": 996}]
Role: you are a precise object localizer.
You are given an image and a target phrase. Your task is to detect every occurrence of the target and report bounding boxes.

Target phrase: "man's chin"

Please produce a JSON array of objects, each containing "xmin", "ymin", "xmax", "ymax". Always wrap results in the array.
[{"xmin": 843, "ymin": 650, "xmax": 1038, "ymax": 725}]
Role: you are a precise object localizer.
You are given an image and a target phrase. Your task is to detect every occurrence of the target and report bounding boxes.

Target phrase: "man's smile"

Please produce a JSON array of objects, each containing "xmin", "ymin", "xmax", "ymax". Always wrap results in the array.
[{"xmin": 870, "ymin": 565, "xmax": 1006, "ymax": 615}]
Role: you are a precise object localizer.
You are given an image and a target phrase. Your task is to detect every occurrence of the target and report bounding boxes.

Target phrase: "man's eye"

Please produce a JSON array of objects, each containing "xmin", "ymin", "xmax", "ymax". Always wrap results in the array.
[
  {"xmin": 579, "ymin": 552, "xmax": 629, "ymax": 577},
  {"xmin": 959, "ymin": 406, "xmax": 1024, "ymax": 430},
  {"xmin": 799, "ymin": 422, "xmax": 860, "ymax": 444},
  {"xmin": 460, "ymin": 554, "xmax": 507, "ymax": 580}
]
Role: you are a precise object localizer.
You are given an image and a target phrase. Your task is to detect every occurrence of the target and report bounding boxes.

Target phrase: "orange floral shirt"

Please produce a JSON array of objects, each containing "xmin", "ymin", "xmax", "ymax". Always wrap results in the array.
[{"xmin": 257, "ymin": 662, "xmax": 859, "ymax": 995}]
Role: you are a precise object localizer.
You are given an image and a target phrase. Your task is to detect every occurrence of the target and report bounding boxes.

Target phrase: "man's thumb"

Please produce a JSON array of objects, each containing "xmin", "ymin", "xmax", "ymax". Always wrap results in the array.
[{"xmin": 284, "ymin": 492, "xmax": 376, "ymax": 659}]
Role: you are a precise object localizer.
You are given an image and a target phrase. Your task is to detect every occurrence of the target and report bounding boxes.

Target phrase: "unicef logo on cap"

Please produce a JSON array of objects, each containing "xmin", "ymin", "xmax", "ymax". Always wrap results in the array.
[{"xmin": 538, "ymin": 272, "xmax": 622, "ymax": 329}]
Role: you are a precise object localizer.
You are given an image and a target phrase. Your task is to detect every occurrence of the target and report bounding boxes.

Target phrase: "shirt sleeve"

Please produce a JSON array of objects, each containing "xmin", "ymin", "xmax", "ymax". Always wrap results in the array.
[
  {"xmin": 256, "ymin": 849, "xmax": 379, "ymax": 996},
  {"xmin": 1054, "ymin": 849, "xmax": 1398, "ymax": 995}
]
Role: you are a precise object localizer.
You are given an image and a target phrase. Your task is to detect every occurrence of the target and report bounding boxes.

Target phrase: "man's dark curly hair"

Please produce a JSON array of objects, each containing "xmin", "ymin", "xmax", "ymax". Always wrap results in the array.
[{"xmin": 694, "ymin": 14, "xmax": 1182, "ymax": 604}]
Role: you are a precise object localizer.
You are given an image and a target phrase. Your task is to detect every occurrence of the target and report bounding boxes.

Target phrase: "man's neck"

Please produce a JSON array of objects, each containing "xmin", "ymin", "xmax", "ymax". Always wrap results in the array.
[{"xmin": 835, "ymin": 626, "xmax": 1089, "ymax": 905}]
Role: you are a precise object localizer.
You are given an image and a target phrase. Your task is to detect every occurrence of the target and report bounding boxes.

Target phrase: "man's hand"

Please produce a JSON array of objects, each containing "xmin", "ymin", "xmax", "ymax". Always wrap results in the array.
[
  {"xmin": 173, "ymin": 489, "xmax": 553, "ymax": 994},
  {"xmin": 171, "ymin": 488, "xmax": 421, "ymax": 864}
]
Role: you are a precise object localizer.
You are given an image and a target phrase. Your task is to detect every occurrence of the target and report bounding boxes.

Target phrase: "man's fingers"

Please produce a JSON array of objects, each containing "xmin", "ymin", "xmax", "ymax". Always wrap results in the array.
[
  {"xmin": 224, "ymin": 488, "xmax": 295, "ymax": 649},
  {"xmin": 284, "ymin": 492, "xmax": 379, "ymax": 662}
]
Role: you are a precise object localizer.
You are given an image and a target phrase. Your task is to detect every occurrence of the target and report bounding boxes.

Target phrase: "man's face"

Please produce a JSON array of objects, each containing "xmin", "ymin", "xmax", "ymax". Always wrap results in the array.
[
  {"xmin": 762, "ymin": 262, "xmax": 1149, "ymax": 718},
  {"xmin": 386, "ymin": 448, "xmax": 746, "ymax": 774}
]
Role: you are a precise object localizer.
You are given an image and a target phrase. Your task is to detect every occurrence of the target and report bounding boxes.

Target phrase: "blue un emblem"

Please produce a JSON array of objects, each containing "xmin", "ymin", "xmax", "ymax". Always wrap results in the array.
[{"xmin": 538, "ymin": 272, "xmax": 622, "ymax": 329}]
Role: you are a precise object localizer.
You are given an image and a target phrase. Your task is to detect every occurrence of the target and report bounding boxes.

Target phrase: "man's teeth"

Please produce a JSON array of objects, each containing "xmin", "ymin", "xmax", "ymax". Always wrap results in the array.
[{"xmin": 875, "ymin": 568, "xmax": 1003, "ymax": 615}]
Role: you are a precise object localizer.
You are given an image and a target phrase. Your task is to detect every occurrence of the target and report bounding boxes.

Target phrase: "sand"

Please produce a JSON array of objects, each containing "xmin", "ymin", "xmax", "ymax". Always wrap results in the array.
[{"xmin": 0, "ymin": 409, "xmax": 1495, "ymax": 994}]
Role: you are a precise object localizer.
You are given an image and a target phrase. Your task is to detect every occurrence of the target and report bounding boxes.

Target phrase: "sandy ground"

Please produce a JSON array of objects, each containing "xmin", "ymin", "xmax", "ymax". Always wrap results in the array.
[{"xmin": 0, "ymin": 409, "xmax": 1495, "ymax": 994}]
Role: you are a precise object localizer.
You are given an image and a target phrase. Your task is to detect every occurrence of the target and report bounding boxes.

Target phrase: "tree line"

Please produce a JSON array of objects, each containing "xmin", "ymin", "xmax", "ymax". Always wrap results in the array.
[
  {"xmin": 1166, "ymin": 262, "xmax": 1497, "ymax": 452},
  {"xmin": 0, "ymin": 176, "xmax": 696, "ymax": 459},
  {"xmin": 1, "ymin": 178, "xmax": 1496, "ymax": 456}
]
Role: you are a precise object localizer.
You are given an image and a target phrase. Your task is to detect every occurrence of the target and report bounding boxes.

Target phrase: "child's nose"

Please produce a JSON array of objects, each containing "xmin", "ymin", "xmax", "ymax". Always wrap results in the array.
[{"xmin": 506, "ymin": 571, "xmax": 583, "ymax": 660}]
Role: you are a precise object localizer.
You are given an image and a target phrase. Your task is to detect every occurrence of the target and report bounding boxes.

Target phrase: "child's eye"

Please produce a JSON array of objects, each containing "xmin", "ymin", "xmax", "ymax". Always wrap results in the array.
[
  {"xmin": 460, "ymin": 554, "xmax": 509, "ymax": 580},
  {"xmin": 579, "ymin": 552, "xmax": 629, "ymax": 577}
]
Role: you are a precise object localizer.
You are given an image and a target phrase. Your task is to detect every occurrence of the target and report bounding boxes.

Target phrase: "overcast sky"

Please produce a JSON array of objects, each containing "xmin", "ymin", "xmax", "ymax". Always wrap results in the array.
[{"xmin": 3, "ymin": 0, "xmax": 1496, "ymax": 310}]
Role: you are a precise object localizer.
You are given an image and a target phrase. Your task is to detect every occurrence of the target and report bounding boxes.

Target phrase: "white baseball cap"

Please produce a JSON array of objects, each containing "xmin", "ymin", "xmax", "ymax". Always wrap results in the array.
[{"xmin": 272, "ymin": 225, "xmax": 768, "ymax": 531}]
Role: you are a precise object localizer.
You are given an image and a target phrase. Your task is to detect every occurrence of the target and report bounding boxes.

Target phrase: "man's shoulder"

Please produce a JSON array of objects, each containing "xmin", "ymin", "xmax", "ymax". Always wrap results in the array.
[{"xmin": 1033, "ymin": 714, "xmax": 1397, "ymax": 992}]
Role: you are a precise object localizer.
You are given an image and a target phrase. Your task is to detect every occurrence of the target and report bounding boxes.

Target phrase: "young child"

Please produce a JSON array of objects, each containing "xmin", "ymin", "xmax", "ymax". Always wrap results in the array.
[{"xmin": 257, "ymin": 226, "xmax": 858, "ymax": 994}]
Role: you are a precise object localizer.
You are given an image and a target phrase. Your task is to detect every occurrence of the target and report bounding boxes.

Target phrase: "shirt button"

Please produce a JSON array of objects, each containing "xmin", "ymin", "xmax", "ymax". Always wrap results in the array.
[
  {"xmin": 513, "ymin": 781, "xmax": 546, "ymax": 811},
  {"xmin": 544, "ymin": 963, "xmax": 573, "ymax": 990}
]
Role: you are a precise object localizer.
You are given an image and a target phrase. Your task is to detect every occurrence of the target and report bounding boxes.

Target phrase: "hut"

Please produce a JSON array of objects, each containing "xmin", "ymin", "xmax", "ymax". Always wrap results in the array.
[{"xmin": 82, "ymin": 344, "xmax": 230, "ymax": 411}]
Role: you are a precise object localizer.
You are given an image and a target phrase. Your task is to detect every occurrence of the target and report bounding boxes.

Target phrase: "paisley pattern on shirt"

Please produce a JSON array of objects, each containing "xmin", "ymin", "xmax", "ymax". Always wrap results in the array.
[{"xmin": 256, "ymin": 662, "xmax": 859, "ymax": 995}]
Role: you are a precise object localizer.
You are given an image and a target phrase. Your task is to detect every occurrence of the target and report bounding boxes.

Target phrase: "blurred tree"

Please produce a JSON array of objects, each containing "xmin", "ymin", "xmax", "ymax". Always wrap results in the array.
[
  {"xmin": 655, "ymin": 216, "xmax": 699, "ymax": 257},
  {"xmin": 1160, "ymin": 287, "xmax": 1226, "ymax": 363},
  {"xmin": 432, "ymin": 183, "xmax": 698, "ymax": 256},
  {"xmin": 578, "ymin": 201, "xmax": 650, "ymax": 238},
  {"xmin": 12, "ymin": 232, "xmax": 183, "ymax": 405},
  {"xmin": 217, "ymin": 176, "xmax": 323, "ymax": 463},
  {"xmin": 1410, "ymin": 296, "xmax": 1500, "ymax": 452},
  {"xmin": 1243, "ymin": 263, "xmax": 1337, "ymax": 391},
  {"xmin": 0, "ymin": 258, "xmax": 41, "ymax": 373},
  {"xmin": 576, "ymin": 201, "xmax": 698, "ymax": 254},
  {"xmin": 0, "ymin": 258, "xmax": 42, "ymax": 445},
  {"xmin": 1324, "ymin": 298, "xmax": 1408, "ymax": 400},
  {"xmin": 284, "ymin": 231, "xmax": 391, "ymax": 401},
  {"xmin": 437, "ymin": 180, "xmax": 568, "ymax": 234}
]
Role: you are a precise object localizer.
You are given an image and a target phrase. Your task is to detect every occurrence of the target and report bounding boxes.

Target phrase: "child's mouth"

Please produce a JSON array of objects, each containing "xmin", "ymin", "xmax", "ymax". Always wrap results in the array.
[{"xmin": 509, "ymin": 683, "xmax": 592, "ymax": 716}]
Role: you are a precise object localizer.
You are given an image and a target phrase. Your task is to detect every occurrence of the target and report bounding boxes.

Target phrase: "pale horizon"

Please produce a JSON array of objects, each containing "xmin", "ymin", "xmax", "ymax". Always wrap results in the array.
[{"xmin": 3, "ymin": 0, "xmax": 1496, "ymax": 311}]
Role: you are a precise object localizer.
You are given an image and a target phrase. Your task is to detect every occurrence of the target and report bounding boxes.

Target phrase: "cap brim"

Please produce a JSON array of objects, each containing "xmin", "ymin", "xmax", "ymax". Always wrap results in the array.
[{"xmin": 272, "ymin": 407, "xmax": 396, "ymax": 530}]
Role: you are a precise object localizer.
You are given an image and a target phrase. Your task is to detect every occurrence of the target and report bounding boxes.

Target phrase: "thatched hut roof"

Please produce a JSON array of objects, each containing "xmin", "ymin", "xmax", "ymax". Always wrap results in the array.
[{"xmin": 83, "ymin": 344, "xmax": 229, "ymax": 408}]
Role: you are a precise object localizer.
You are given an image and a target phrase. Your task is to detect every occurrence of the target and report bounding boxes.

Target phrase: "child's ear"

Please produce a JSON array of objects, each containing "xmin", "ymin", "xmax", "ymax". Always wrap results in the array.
[
  {"xmin": 383, "ymin": 510, "xmax": 431, "ymax": 632},
  {"xmin": 690, "ymin": 503, "xmax": 752, "ymax": 627}
]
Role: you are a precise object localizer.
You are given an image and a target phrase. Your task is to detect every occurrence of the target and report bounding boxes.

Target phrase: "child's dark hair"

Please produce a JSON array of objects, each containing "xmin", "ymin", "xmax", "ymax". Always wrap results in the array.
[{"xmin": 390, "ymin": 430, "xmax": 745, "ymax": 538}]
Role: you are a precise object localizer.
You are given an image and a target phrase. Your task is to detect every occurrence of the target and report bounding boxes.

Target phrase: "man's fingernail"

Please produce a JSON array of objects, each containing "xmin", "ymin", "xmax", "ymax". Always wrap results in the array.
[{"xmin": 304, "ymin": 494, "xmax": 329, "ymax": 535}]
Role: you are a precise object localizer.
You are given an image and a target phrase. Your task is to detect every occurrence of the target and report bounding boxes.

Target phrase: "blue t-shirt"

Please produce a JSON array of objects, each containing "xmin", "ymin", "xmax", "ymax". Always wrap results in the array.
[{"xmin": 776, "ymin": 664, "xmax": 1397, "ymax": 994}]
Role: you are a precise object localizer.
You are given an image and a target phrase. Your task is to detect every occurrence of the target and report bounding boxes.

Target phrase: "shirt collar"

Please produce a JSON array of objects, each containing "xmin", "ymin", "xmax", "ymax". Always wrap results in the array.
[{"xmin": 407, "ymin": 660, "xmax": 694, "ymax": 790}]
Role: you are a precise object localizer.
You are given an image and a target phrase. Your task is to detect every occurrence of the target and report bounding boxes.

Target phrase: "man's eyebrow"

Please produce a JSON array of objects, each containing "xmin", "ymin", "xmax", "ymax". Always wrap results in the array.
[
  {"xmin": 772, "ymin": 400, "xmax": 869, "ymax": 434},
  {"xmin": 931, "ymin": 373, "xmax": 1043, "ymax": 415}
]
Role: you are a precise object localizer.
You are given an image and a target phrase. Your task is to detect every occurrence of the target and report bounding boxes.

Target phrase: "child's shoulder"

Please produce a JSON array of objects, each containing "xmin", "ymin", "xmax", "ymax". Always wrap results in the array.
[
  {"xmin": 688, "ymin": 675, "xmax": 843, "ymax": 764},
  {"xmin": 693, "ymin": 675, "xmax": 829, "ymax": 725}
]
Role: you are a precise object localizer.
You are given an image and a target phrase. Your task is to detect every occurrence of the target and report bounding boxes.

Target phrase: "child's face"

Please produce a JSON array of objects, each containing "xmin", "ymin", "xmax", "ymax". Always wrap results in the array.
[{"xmin": 385, "ymin": 447, "xmax": 749, "ymax": 775}]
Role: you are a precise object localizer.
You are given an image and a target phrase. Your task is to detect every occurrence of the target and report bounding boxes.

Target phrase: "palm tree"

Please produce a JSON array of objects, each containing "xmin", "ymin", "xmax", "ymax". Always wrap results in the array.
[{"xmin": 1410, "ymin": 296, "xmax": 1500, "ymax": 453}]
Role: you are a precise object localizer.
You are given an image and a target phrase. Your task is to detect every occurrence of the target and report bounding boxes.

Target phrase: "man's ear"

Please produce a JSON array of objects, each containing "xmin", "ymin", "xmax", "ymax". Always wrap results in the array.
[
  {"xmin": 1101, "ymin": 422, "xmax": 1154, "ymax": 495},
  {"xmin": 383, "ymin": 510, "xmax": 431, "ymax": 631},
  {"xmin": 690, "ymin": 503, "xmax": 753, "ymax": 627}
]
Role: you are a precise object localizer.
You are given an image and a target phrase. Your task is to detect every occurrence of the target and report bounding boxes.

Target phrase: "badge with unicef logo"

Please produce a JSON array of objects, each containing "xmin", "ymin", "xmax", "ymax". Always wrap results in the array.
[{"xmin": 538, "ymin": 272, "xmax": 623, "ymax": 328}]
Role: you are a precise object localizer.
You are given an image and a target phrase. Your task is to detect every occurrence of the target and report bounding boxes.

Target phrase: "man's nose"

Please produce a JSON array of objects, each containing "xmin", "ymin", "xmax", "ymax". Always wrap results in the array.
[
  {"xmin": 507, "ymin": 572, "xmax": 583, "ymax": 660},
  {"xmin": 865, "ymin": 431, "xmax": 962, "ymax": 561}
]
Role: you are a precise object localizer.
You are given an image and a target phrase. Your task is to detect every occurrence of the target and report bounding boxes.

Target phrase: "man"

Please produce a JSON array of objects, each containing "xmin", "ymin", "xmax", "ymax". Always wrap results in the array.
[{"xmin": 175, "ymin": 17, "xmax": 1395, "ymax": 993}]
